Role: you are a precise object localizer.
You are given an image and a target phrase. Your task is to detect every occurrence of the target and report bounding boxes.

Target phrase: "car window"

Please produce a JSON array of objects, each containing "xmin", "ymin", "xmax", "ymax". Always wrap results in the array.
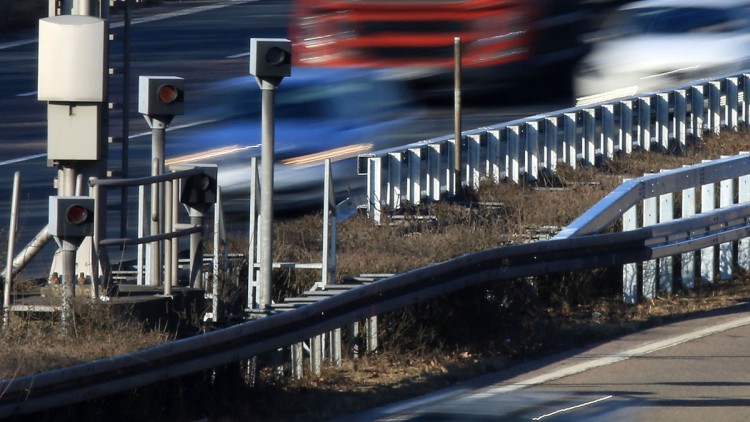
[
  {"xmin": 621, "ymin": 7, "xmax": 750, "ymax": 35},
  {"xmin": 276, "ymin": 79, "xmax": 407, "ymax": 120},
  {"xmin": 209, "ymin": 77, "xmax": 407, "ymax": 121}
]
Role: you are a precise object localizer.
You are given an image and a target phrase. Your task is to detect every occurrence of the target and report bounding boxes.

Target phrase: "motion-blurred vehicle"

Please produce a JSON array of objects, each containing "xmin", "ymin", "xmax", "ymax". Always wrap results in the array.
[
  {"xmin": 574, "ymin": 0, "xmax": 750, "ymax": 102},
  {"xmin": 164, "ymin": 67, "xmax": 422, "ymax": 214},
  {"xmin": 289, "ymin": 0, "xmax": 592, "ymax": 95}
]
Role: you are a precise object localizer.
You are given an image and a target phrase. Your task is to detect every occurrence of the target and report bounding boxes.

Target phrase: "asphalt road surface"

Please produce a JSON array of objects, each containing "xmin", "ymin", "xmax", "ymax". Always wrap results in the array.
[{"xmin": 341, "ymin": 303, "xmax": 750, "ymax": 421}]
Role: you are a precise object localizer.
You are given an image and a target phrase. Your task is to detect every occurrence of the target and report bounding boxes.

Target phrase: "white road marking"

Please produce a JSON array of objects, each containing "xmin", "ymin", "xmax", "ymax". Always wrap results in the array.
[
  {"xmin": 531, "ymin": 395, "xmax": 613, "ymax": 420},
  {"xmin": 0, "ymin": 0, "xmax": 258, "ymax": 49},
  {"xmin": 0, "ymin": 153, "xmax": 47, "ymax": 166}
]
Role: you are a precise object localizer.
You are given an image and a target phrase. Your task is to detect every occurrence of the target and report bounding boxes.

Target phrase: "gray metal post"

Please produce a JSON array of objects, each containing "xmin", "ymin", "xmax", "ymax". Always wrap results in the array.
[
  {"xmin": 164, "ymin": 179, "xmax": 173, "ymax": 296},
  {"xmin": 58, "ymin": 239, "xmax": 77, "ymax": 334},
  {"xmin": 291, "ymin": 343, "xmax": 304, "ymax": 379},
  {"xmin": 259, "ymin": 84, "xmax": 276, "ymax": 310},
  {"xmin": 3, "ymin": 172, "xmax": 20, "ymax": 327},
  {"xmin": 150, "ymin": 154, "xmax": 163, "ymax": 286},
  {"xmin": 311, "ymin": 335, "xmax": 322, "ymax": 376},
  {"xmin": 171, "ymin": 180, "xmax": 179, "ymax": 287},
  {"xmin": 367, "ymin": 316, "xmax": 378, "ymax": 353},
  {"xmin": 453, "ymin": 37, "xmax": 462, "ymax": 193},
  {"xmin": 189, "ymin": 211, "xmax": 205, "ymax": 288}
]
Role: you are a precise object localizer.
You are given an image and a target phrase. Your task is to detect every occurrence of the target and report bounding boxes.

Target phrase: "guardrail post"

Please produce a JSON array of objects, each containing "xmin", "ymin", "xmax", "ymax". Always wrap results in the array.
[
  {"xmin": 311, "ymin": 335, "xmax": 322, "ymax": 376},
  {"xmin": 291, "ymin": 343, "xmax": 303, "ymax": 379},
  {"xmin": 448, "ymin": 137, "xmax": 458, "ymax": 194},
  {"xmin": 366, "ymin": 156, "xmax": 383, "ymax": 225},
  {"xmin": 739, "ymin": 165, "xmax": 750, "ymax": 271},
  {"xmin": 726, "ymin": 77, "xmax": 739, "ymax": 131},
  {"xmin": 656, "ymin": 93, "xmax": 669, "ymax": 151},
  {"xmin": 681, "ymin": 175, "xmax": 696, "ymax": 289},
  {"xmin": 508, "ymin": 125, "xmax": 521, "ymax": 183},
  {"xmin": 524, "ymin": 123, "xmax": 538, "ymax": 182},
  {"xmin": 468, "ymin": 134, "xmax": 482, "ymax": 189},
  {"xmin": 583, "ymin": 109, "xmax": 595, "ymax": 166},
  {"xmin": 493, "ymin": 129, "xmax": 508, "ymax": 181},
  {"xmin": 742, "ymin": 74, "xmax": 750, "ymax": 126},
  {"xmin": 427, "ymin": 144, "xmax": 443, "ymax": 201},
  {"xmin": 366, "ymin": 316, "xmax": 378, "ymax": 354},
  {"xmin": 700, "ymin": 171, "xmax": 715, "ymax": 284},
  {"xmin": 543, "ymin": 117, "xmax": 558, "ymax": 174},
  {"xmin": 675, "ymin": 90, "xmax": 687, "ymax": 150},
  {"xmin": 691, "ymin": 85, "xmax": 705, "ymax": 139},
  {"xmin": 387, "ymin": 152, "xmax": 402, "ymax": 211},
  {"xmin": 619, "ymin": 99, "xmax": 633, "ymax": 154},
  {"xmin": 642, "ymin": 187, "xmax": 657, "ymax": 299},
  {"xmin": 563, "ymin": 112, "xmax": 576, "ymax": 169},
  {"xmin": 638, "ymin": 97, "xmax": 651, "ymax": 151},
  {"xmin": 658, "ymin": 171, "xmax": 673, "ymax": 294},
  {"xmin": 622, "ymin": 195, "xmax": 638, "ymax": 304},
  {"xmin": 708, "ymin": 80, "xmax": 721, "ymax": 136},
  {"xmin": 602, "ymin": 104, "xmax": 614, "ymax": 161},
  {"xmin": 406, "ymin": 149, "xmax": 420, "ymax": 205},
  {"xmin": 719, "ymin": 171, "xmax": 734, "ymax": 280}
]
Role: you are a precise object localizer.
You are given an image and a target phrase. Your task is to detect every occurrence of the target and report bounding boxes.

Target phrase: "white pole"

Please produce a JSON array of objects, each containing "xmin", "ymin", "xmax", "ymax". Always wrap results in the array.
[{"xmin": 3, "ymin": 172, "xmax": 21, "ymax": 327}]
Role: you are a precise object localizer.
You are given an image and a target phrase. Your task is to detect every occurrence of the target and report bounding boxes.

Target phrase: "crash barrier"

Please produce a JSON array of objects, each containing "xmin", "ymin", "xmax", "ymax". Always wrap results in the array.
[
  {"xmin": 359, "ymin": 71, "xmax": 750, "ymax": 224},
  {"xmin": 555, "ymin": 153, "xmax": 750, "ymax": 303}
]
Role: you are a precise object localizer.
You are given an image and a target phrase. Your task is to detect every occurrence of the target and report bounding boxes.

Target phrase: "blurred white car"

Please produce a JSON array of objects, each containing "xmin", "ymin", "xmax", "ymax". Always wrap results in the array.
[{"xmin": 574, "ymin": 0, "xmax": 750, "ymax": 102}]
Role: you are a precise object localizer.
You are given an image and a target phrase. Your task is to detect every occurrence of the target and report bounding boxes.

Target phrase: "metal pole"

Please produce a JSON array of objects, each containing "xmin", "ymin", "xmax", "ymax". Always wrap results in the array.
[
  {"xmin": 189, "ymin": 211, "xmax": 204, "ymax": 288},
  {"xmin": 121, "ymin": 0, "xmax": 132, "ymax": 239},
  {"xmin": 212, "ymin": 189, "xmax": 221, "ymax": 322},
  {"xmin": 3, "ymin": 172, "xmax": 20, "ymax": 326},
  {"xmin": 171, "ymin": 180, "xmax": 179, "ymax": 288},
  {"xmin": 454, "ymin": 37, "xmax": 462, "ymax": 193},
  {"xmin": 259, "ymin": 84, "xmax": 276, "ymax": 310},
  {"xmin": 149, "ymin": 153, "xmax": 163, "ymax": 286},
  {"xmin": 59, "ymin": 239, "xmax": 76, "ymax": 334},
  {"xmin": 164, "ymin": 179, "xmax": 172, "ymax": 296},
  {"xmin": 0, "ymin": 227, "xmax": 52, "ymax": 281}
]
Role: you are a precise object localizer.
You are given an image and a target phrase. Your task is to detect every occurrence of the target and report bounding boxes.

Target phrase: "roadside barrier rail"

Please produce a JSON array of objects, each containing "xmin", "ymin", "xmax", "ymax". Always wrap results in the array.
[{"xmin": 359, "ymin": 71, "xmax": 750, "ymax": 224}]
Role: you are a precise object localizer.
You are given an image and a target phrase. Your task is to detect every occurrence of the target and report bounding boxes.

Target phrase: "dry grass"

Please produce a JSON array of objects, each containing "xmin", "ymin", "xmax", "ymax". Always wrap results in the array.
[{"xmin": 0, "ymin": 303, "xmax": 171, "ymax": 379}]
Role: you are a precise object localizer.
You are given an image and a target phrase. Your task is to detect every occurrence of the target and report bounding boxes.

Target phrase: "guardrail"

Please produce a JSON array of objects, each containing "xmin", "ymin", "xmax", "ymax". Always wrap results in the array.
[{"xmin": 358, "ymin": 71, "xmax": 750, "ymax": 224}]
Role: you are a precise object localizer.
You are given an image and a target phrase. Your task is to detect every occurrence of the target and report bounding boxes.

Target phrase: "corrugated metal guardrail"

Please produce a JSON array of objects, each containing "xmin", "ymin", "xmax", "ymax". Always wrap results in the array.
[
  {"xmin": 5, "ymin": 74, "xmax": 750, "ymax": 415},
  {"xmin": 358, "ymin": 71, "xmax": 750, "ymax": 224}
]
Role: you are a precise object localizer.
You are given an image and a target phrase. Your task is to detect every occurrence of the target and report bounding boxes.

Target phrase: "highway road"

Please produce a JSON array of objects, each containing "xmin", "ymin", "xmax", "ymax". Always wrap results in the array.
[{"xmin": 342, "ymin": 303, "xmax": 750, "ymax": 421}]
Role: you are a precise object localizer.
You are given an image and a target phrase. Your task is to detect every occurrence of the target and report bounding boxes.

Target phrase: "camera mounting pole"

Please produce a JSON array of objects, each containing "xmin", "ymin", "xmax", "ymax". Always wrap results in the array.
[{"xmin": 249, "ymin": 38, "xmax": 291, "ymax": 311}]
